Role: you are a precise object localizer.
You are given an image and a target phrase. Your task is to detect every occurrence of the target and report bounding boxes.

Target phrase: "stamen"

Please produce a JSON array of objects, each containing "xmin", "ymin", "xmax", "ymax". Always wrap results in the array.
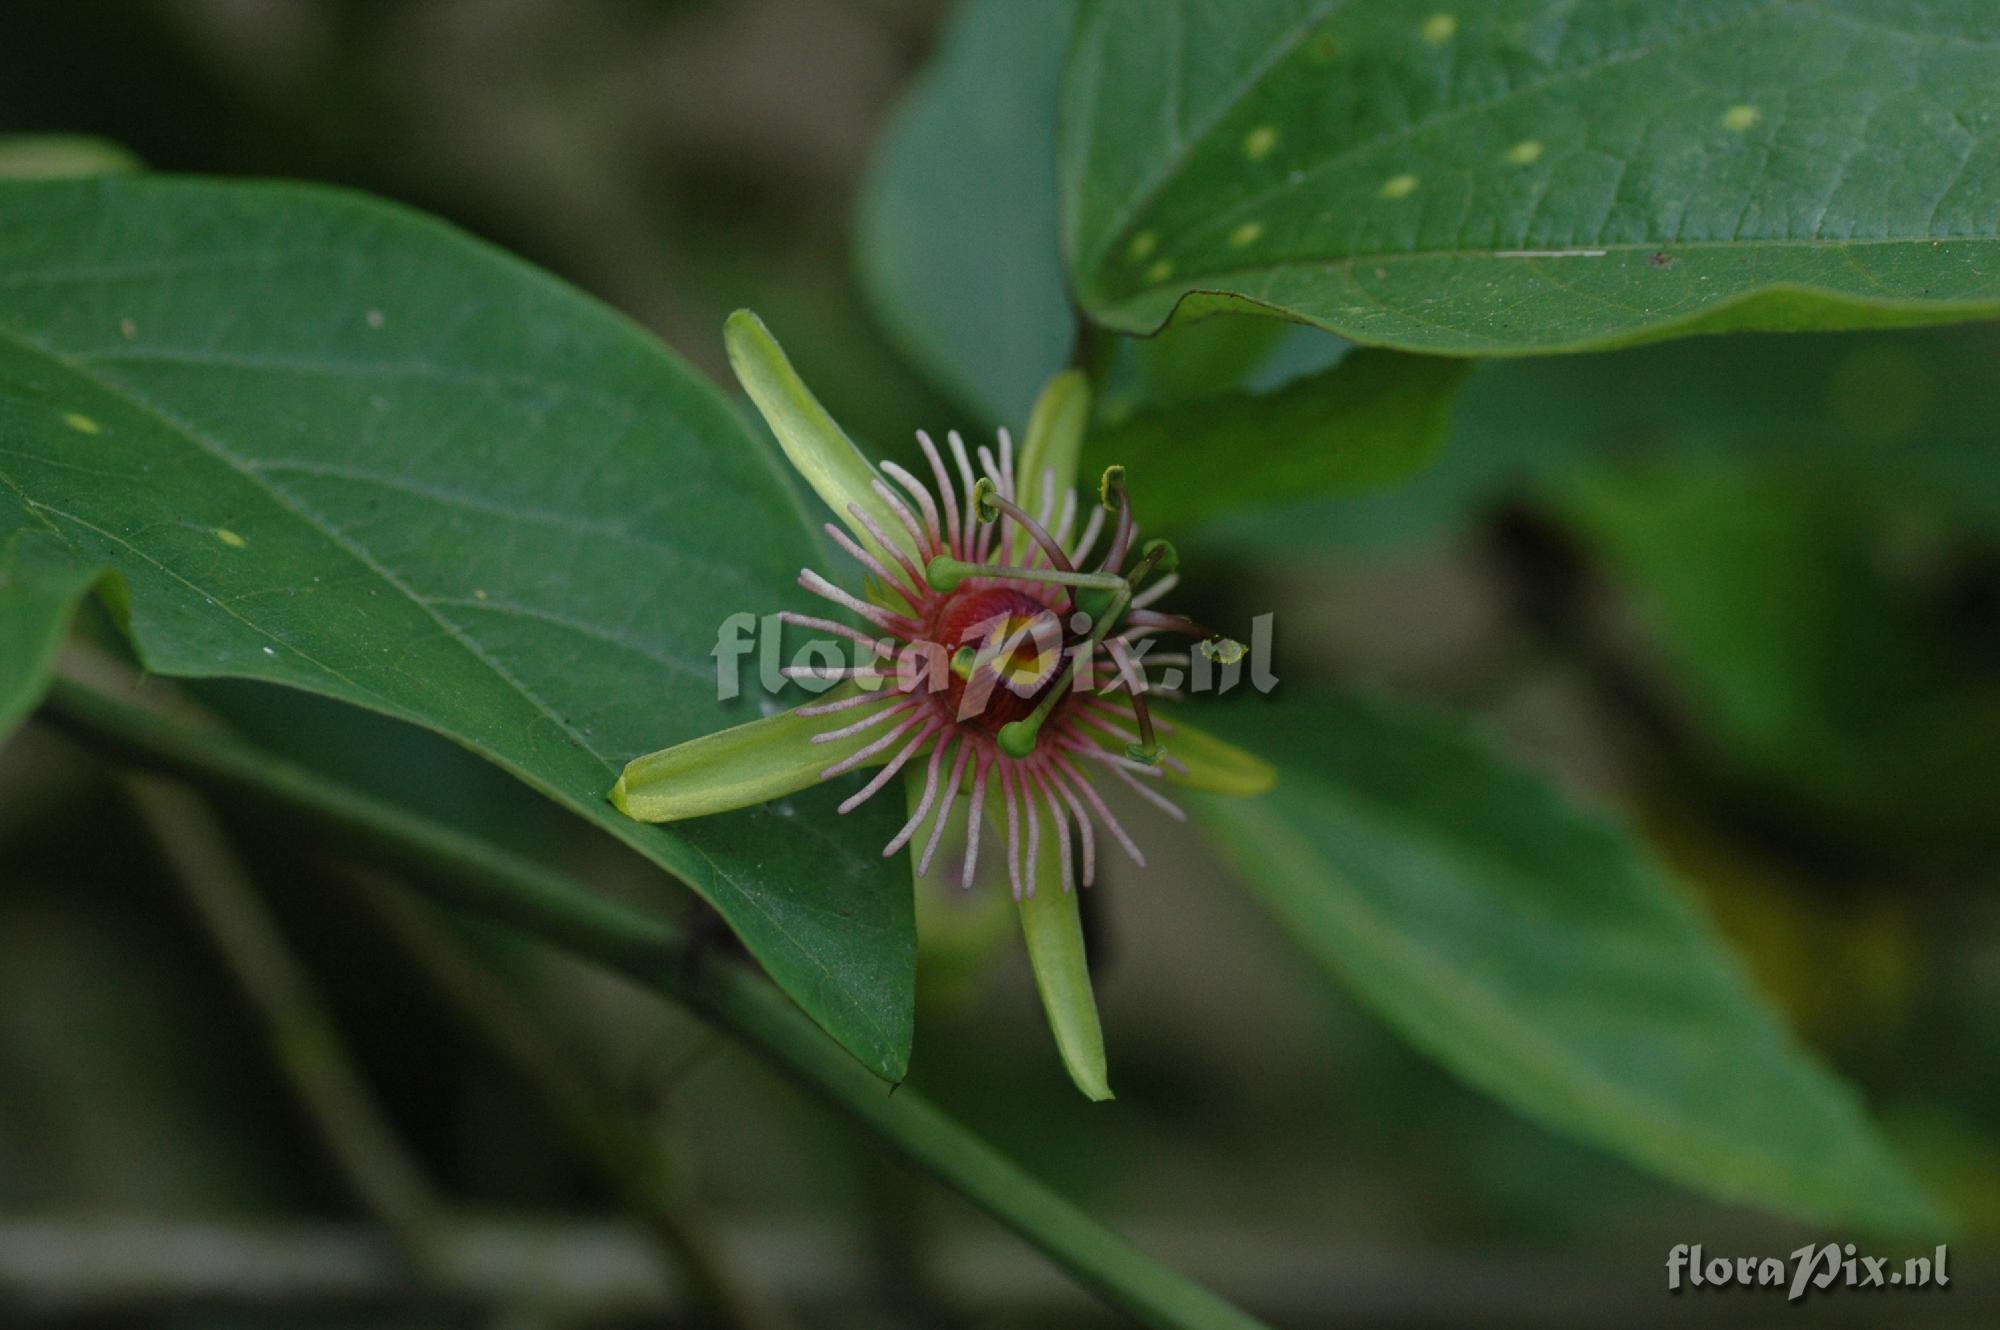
[
  {"xmin": 800, "ymin": 568, "xmax": 917, "ymax": 633},
  {"xmin": 1045, "ymin": 759, "xmax": 1096, "ymax": 887},
  {"xmin": 824, "ymin": 523, "xmax": 924, "ymax": 605},
  {"xmin": 881, "ymin": 460, "xmax": 944, "ymax": 550},
  {"xmin": 796, "ymin": 690, "xmax": 891, "ymax": 718},
  {"xmin": 782, "ymin": 665, "xmax": 889, "ymax": 684},
  {"xmin": 1020, "ymin": 771, "xmax": 1042, "ymax": 899},
  {"xmin": 918, "ymin": 741, "xmax": 972, "ymax": 877},
  {"xmin": 1130, "ymin": 571, "xmax": 1179, "ymax": 610},
  {"xmin": 916, "ymin": 431, "xmax": 963, "ymax": 554},
  {"xmin": 945, "ymin": 431, "xmax": 978, "ymax": 551},
  {"xmin": 777, "ymin": 610, "xmax": 892, "ymax": 655},
  {"xmin": 1000, "ymin": 761, "xmax": 1023, "ymax": 900},
  {"xmin": 962, "ymin": 750, "xmax": 992, "ymax": 890},
  {"xmin": 838, "ymin": 719, "xmax": 940, "ymax": 814},
  {"xmin": 1085, "ymin": 742, "xmax": 1188, "ymax": 823},
  {"xmin": 871, "ymin": 478, "xmax": 934, "ymax": 562},
  {"xmin": 885, "ymin": 737, "xmax": 952, "ymax": 856},
  {"xmin": 1054, "ymin": 742, "xmax": 1149, "ymax": 865},
  {"xmin": 844, "ymin": 503, "xmax": 930, "ymax": 596},
  {"xmin": 811, "ymin": 697, "xmax": 915, "ymax": 744},
  {"xmin": 821, "ymin": 708, "xmax": 927, "ymax": 778},
  {"xmin": 1052, "ymin": 488, "xmax": 1079, "ymax": 549},
  {"xmin": 1070, "ymin": 504, "xmax": 1107, "ymax": 568},
  {"xmin": 1034, "ymin": 769, "xmax": 1073, "ymax": 894}
]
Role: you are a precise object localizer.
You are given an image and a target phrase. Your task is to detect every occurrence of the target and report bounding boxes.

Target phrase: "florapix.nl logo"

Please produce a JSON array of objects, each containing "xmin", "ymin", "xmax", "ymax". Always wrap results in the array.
[{"xmin": 710, "ymin": 608, "xmax": 1279, "ymax": 713}]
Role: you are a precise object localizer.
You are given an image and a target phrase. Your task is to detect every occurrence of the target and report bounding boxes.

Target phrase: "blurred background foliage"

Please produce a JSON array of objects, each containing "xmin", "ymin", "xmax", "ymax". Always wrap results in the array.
[{"xmin": 1, "ymin": 0, "xmax": 1996, "ymax": 1325}]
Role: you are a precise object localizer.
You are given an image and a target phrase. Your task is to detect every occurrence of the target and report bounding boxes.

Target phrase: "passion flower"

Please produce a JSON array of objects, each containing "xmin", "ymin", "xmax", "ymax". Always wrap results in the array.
[{"xmin": 612, "ymin": 311, "xmax": 1273, "ymax": 1098}]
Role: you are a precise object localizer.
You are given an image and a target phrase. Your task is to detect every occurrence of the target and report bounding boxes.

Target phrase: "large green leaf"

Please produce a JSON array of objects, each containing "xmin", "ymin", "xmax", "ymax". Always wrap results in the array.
[
  {"xmin": 855, "ymin": 0, "xmax": 1077, "ymax": 425},
  {"xmin": 1089, "ymin": 348, "xmax": 1467, "ymax": 527},
  {"xmin": 1200, "ymin": 324, "xmax": 2000, "ymax": 554},
  {"xmin": 1063, "ymin": 0, "xmax": 2000, "ymax": 354},
  {"xmin": 0, "ymin": 532, "xmax": 96, "ymax": 741},
  {"xmin": 0, "ymin": 177, "xmax": 914, "ymax": 1078},
  {"xmin": 1559, "ymin": 456, "xmax": 2000, "ymax": 857},
  {"xmin": 1193, "ymin": 691, "xmax": 1939, "ymax": 1232}
]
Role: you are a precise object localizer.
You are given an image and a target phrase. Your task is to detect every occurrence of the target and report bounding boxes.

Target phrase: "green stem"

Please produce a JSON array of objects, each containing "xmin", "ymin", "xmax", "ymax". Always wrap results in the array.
[
  {"xmin": 39, "ymin": 676, "xmax": 1271, "ymax": 1330},
  {"xmin": 122, "ymin": 774, "xmax": 451, "ymax": 1276},
  {"xmin": 344, "ymin": 871, "xmax": 778, "ymax": 1330}
]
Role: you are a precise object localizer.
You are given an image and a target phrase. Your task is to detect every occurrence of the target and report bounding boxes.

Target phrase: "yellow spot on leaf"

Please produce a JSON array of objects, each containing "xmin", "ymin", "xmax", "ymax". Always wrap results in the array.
[
  {"xmin": 1723, "ymin": 104, "xmax": 1762, "ymax": 131},
  {"xmin": 1144, "ymin": 259, "xmax": 1175, "ymax": 283},
  {"xmin": 1506, "ymin": 139, "xmax": 1544, "ymax": 166},
  {"xmin": 1126, "ymin": 230, "xmax": 1158, "ymax": 262},
  {"xmin": 366, "ymin": 309, "xmax": 386, "ymax": 329},
  {"xmin": 1379, "ymin": 174, "xmax": 1419, "ymax": 200},
  {"xmin": 215, "ymin": 528, "xmax": 247, "ymax": 549},
  {"xmin": 1242, "ymin": 125, "xmax": 1279, "ymax": 162},
  {"xmin": 1421, "ymin": 13, "xmax": 1458, "ymax": 42},
  {"xmin": 1228, "ymin": 221, "xmax": 1264, "ymax": 249},
  {"xmin": 62, "ymin": 412, "xmax": 101, "ymax": 435}
]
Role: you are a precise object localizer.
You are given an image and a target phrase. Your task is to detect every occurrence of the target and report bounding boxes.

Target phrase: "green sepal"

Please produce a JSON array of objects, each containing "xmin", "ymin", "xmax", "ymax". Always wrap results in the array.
[
  {"xmin": 1020, "ymin": 883, "xmax": 1113, "ymax": 1102},
  {"xmin": 1160, "ymin": 714, "xmax": 1277, "ymax": 796},
  {"xmin": 724, "ymin": 309, "xmax": 917, "ymax": 568},
  {"xmin": 1011, "ymin": 370, "xmax": 1090, "ymax": 559},
  {"xmin": 611, "ymin": 690, "xmax": 892, "ymax": 822},
  {"xmin": 985, "ymin": 778, "xmax": 1113, "ymax": 1101}
]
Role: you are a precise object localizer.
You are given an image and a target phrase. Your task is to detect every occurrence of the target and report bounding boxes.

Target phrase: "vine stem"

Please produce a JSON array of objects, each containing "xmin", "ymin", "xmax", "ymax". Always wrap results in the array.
[
  {"xmin": 121, "ymin": 773, "xmax": 451, "ymax": 1275},
  {"xmin": 39, "ymin": 675, "xmax": 1272, "ymax": 1330}
]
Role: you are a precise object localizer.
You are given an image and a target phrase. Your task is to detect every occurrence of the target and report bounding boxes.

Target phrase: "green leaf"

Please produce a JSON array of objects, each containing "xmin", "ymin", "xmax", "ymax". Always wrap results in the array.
[
  {"xmin": 1558, "ymin": 455, "xmax": 2000, "ymax": 857},
  {"xmin": 1090, "ymin": 347, "xmax": 1468, "ymax": 527},
  {"xmin": 0, "ymin": 177, "xmax": 914, "ymax": 1079},
  {"xmin": 1063, "ymin": 1, "xmax": 2000, "ymax": 354},
  {"xmin": 0, "ymin": 134, "xmax": 140, "ymax": 180},
  {"xmin": 1201, "ymin": 325, "xmax": 2000, "ymax": 554},
  {"xmin": 0, "ymin": 533, "xmax": 98, "ymax": 741},
  {"xmin": 1191, "ymin": 691, "xmax": 1940, "ymax": 1233},
  {"xmin": 855, "ymin": 0, "xmax": 1077, "ymax": 425}
]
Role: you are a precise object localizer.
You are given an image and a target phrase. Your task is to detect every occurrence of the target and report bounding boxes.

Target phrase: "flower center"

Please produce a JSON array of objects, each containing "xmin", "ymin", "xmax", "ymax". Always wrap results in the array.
[{"xmin": 924, "ymin": 585, "xmax": 1072, "ymax": 733}]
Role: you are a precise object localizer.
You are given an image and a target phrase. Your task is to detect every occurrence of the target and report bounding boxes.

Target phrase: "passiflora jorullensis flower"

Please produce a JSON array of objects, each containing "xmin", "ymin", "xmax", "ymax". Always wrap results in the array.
[{"xmin": 613, "ymin": 311, "xmax": 1274, "ymax": 1098}]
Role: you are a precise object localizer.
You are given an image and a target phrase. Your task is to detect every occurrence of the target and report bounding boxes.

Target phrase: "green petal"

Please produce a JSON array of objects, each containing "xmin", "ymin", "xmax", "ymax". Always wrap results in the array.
[
  {"xmin": 724, "ymin": 309, "xmax": 917, "ymax": 567},
  {"xmin": 984, "ymin": 778, "xmax": 1112, "ymax": 1100},
  {"xmin": 611, "ymin": 693, "xmax": 893, "ymax": 822},
  {"xmin": 1010, "ymin": 370, "xmax": 1090, "ymax": 560},
  {"xmin": 1160, "ymin": 714, "xmax": 1277, "ymax": 796},
  {"xmin": 1020, "ymin": 886, "xmax": 1112, "ymax": 1101}
]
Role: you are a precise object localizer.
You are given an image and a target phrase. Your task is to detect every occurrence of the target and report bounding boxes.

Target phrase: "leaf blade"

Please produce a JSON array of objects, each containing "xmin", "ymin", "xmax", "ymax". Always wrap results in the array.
[
  {"xmin": 1064, "ymin": 0, "xmax": 2000, "ymax": 354},
  {"xmin": 0, "ymin": 176, "xmax": 914, "ymax": 1078},
  {"xmin": 1192, "ymin": 691, "xmax": 1940, "ymax": 1233}
]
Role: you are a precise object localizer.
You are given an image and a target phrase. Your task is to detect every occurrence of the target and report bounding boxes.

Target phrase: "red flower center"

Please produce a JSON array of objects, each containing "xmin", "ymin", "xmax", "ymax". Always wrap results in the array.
[{"xmin": 923, "ymin": 585, "xmax": 1074, "ymax": 733}]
